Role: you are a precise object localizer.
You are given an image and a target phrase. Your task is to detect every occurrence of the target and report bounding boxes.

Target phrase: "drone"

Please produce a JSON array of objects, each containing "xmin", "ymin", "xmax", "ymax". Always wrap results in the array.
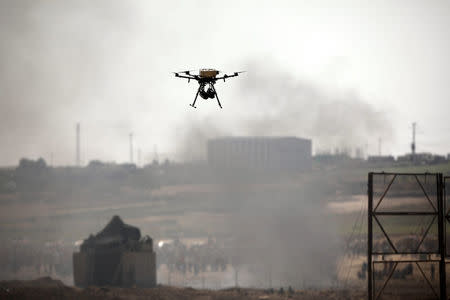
[{"xmin": 174, "ymin": 68, "xmax": 244, "ymax": 108}]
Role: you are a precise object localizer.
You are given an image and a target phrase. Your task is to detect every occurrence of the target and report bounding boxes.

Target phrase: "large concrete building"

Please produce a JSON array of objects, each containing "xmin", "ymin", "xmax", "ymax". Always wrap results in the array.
[
  {"xmin": 207, "ymin": 136, "xmax": 312, "ymax": 172},
  {"xmin": 73, "ymin": 216, "xmax": 156, "ymax": 288}
]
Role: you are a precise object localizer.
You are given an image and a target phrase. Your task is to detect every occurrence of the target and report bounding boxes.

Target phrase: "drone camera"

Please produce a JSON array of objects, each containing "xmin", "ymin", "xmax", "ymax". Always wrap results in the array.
[{"xmin": 207, "ymin": 87, "xmax": 215, "ymax": 98}]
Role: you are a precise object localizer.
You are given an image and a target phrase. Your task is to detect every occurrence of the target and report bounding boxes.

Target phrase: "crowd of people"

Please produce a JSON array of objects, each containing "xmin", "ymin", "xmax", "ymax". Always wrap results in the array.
[
  {"xmin": 0, "ymin": 239, "xmax": 73, "ymax": 281},
  {"xmin": 347, "ymin": 236, "xmax": 438, "ymax": 256},
  {"xmin": 155, "ymin": 238, "xmax": 229, "ymax": 275}
]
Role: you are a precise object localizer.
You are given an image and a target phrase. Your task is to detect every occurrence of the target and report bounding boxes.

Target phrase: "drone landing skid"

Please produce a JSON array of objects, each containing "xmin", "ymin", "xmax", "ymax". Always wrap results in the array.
[
  {"xmin": 211, "ymin": 84, "xmax": 222, "ymax": 109},
  {"xmin": 190, "ymin": 85, "xmax": 201, "ymax": 108},
  {"xmin": 189, "ymin": 84, "xmax": 222, "ymax": 109}
]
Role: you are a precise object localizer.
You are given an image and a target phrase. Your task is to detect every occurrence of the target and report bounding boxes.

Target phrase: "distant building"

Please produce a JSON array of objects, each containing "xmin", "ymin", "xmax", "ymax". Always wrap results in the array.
[
  {"xmin": 368, "ymin": 155, "xmax": 395, "ymax": 164},
  {"xmin": 433, "ymin": 155, "xmax": 447, "ymax": 164},
  {"xmin": 397, "ymin": 153, "xmax": 446, "ymax": 165},
  {"xmin": 73, "ymin": 216, "xmax": 156, "ymax": 288},
  {"xmin": 313, "ymin": 153, "xmax": 351, "ymax": 164},
  {"xmin": 207, "ymin": 136, "xmax": 312, "ymax": 172},
  {"xmin": 396, "ymin": 154, "xmax": 413, "ymax": 163}
]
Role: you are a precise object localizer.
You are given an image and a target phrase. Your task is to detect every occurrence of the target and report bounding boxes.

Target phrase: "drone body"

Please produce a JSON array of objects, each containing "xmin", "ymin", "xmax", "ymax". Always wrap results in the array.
[{"xmin": 174, "ymin": 68, "xmax": 244, "ymax": 108}]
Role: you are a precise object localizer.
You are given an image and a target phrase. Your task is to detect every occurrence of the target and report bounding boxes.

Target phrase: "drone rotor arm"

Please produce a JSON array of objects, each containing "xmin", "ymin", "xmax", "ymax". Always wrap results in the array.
[
  {"xmin": 214, "ymin": 74, "xmax": 234, "ymax": 81},
  {"xmin": 174, "ymin": 74, "xmax": 198, "ymax": 82},
  {"xmin": 210, "ymin": 84, "xmax": 222, "ymax": 109},
  {"xmin": 215, "ymin": 71, "xmax": 244, "ymax": 81},
  {"xmin": 174, "ymin": 74, "xmax": 196, "ymax": 79}
]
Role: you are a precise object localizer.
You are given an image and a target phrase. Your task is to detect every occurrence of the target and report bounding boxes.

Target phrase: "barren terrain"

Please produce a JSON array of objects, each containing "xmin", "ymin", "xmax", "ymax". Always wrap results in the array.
[{"xmin": 0, "ymin": 277, "xmax": 367, "ymax": 300}]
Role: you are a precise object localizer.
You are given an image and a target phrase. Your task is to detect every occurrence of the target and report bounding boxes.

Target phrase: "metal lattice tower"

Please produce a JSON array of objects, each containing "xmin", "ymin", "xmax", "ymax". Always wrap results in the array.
[{"xmin": 368, "ymin": 172, "xmax": 447, "ymax": 299}]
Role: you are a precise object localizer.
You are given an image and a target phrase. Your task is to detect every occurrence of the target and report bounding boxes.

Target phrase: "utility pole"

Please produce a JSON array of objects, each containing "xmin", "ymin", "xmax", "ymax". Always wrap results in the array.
[
  {"xmin": 76, "ymin": 123, "xmax": 80, "ymax": 166},
  {"xmin": 153, "ymin": 144, "xmax": 159, "ymax": 163},
  {"xmin": 365, "ymin": 142, "xmax": 369, "ymax": 160},
  {"xmin": 378, "ymin": 137, "xmax": 382, "ymax": 156},
  {"xmin": 411, "ymin": 122, "xmax": 416, "ymax": 160},
  {"xmin": 137, "ymin": 148, "xmax": 141, "ymax": 167},
  {"xmin": 129, "ymin": 133, "xmax": 134, "ymax": 164}
]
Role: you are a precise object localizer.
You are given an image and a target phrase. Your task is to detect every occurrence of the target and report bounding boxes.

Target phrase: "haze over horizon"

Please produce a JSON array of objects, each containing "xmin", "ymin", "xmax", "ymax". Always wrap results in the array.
[{"xmin": 1, "ymin": 0, "xmax": 449, "ymax": 166}]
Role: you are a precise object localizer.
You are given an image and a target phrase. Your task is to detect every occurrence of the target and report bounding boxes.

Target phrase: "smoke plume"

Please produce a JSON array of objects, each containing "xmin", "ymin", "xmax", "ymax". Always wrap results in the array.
[{"xmin": 176, "ymin": 60, "xmax": 393, "ymax": 160}]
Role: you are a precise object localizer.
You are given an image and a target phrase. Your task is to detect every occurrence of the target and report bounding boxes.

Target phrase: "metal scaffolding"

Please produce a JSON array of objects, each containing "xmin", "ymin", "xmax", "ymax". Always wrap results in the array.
[{"xmin": 368, "ymin": 172, "xmax": 448, "ymax": 299}]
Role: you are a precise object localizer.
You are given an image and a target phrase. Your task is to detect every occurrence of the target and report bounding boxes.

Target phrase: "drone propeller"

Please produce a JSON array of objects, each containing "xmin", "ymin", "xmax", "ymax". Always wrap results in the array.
[
  {"xmin": 174, "ymin": 70, "xmax": 195, "ymax": 75},
  {"xmin": 215, "ymin": 70, "xmax": 245, "ymax": 74},
  {"xmin": 218, "ymin": 71, "xmax": 246, "ymax": 82}
]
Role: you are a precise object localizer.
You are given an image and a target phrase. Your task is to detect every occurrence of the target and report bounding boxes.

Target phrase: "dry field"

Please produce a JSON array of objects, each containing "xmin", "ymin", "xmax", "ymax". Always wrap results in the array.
[
  {"xmin": 1, "ymin": 277, "xmax": 444, "ymax": 300},
  {"xmin": 0, "ymin": 277, "xmax": 368, "ymax": 300}
]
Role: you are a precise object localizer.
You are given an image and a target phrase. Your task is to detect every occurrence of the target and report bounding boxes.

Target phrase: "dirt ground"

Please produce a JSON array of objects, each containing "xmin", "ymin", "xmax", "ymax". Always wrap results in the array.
[
  {"xmin": 0, "ymin": 277, "xmax": 368, "ymax": 300},
  {"xmin": 1, "ymin": 277, "xmax": 445, "ymax": 300}
]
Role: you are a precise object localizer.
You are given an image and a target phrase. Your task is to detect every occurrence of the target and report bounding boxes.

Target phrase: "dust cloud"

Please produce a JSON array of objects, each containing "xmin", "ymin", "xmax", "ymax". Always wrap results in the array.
[{"xmin": 1, "ymin": 1, "xmax": 377, "ymax": 290}]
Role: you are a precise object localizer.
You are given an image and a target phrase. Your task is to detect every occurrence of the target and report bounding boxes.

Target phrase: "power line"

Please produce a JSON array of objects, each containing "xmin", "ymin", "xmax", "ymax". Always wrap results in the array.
[
  {"xmin": 336, "ymin": 196, "xmax": 366, "ymax": 288},
  {"xmin": 342, "ymin": 199, "xmax": 366, "ymax": 287}
]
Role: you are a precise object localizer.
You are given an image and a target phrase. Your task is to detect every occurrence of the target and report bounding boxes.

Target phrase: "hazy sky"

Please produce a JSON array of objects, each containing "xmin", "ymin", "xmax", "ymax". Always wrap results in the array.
[{"xmin": 1, "ymin": 0, "xmax": 449, "ymax": 166}]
